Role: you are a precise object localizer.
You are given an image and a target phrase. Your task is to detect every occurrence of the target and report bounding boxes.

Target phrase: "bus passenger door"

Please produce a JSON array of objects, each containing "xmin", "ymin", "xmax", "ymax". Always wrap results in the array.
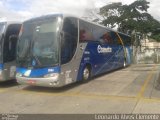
[{"xmin": 60, "ymin": 17, "xmax": 80, "ymax": 85}]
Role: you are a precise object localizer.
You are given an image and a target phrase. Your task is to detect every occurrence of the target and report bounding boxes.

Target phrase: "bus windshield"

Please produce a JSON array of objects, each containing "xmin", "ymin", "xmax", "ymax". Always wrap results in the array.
[
  {"xmin": 0, "ymin": 22, "xmax": 5, "ymax": 35},
  {"xmin": 0, "ymin": 22, "xmax": 6, "ymax": 63},
  {"xmin": 17, "ymin": 17, "xmax": 61, "ymax": 68}
]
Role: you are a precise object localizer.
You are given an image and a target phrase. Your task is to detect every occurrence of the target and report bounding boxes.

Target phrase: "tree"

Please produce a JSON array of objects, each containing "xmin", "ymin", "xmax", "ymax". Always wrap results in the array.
[
  {"xmin": 99, "ymin": 0, "xmax": 160, "ymax": 38},
  {"xmin": 151, "ymin": 29, "xmax": 160, "ymax": 42},
  {"xmin": 98, "ymin": 0, "xmax": 160, "ymax": 63}
]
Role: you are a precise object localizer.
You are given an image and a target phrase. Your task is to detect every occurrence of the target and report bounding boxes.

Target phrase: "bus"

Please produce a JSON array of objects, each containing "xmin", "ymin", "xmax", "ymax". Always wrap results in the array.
[
  {"xmin": 16, "ymin": 14, "xmax": 132, "ymax": 87},
  {"xmin": 0, "ymin": 21, "xmax": 21, "ymax": 81}
]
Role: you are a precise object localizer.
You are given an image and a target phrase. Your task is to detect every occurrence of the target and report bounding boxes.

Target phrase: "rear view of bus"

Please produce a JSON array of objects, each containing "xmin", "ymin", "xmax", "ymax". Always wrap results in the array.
[{"xmin": 0, "ymin": 21, "xmax": 21, "ymax": 81}]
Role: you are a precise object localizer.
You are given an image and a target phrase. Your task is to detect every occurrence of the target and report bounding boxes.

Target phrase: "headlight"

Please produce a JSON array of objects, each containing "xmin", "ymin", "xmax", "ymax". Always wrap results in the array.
[
  {"xmin": 44, "ymin": 73, "xmax": 59, "ymax": 79},
  {"xmin": 16, "ymin": 72, "xmax": 23, "ymax": 77}
]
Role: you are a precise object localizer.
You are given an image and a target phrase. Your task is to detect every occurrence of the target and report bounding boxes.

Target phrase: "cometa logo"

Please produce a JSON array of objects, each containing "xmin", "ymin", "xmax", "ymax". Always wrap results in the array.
[{"xmin": 97, "ymin": 45, "xmax": 112, "ymax": 53}]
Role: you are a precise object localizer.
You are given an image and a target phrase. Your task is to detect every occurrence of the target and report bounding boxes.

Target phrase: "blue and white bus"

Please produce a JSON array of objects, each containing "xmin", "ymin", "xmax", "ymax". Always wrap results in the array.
[
  {"xmin": 0, "ymin": 21, "xmax": 21, "ymax": 81},
  {"xmin": 16, "ymin": 14, "xmax": 131, "ymax": 87}
]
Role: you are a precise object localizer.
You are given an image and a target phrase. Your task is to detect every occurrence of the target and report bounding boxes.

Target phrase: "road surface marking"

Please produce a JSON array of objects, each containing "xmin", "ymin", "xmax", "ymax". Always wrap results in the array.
[
  {"xmin": 137, "ymin": 65, "xmax": 157, "ymax": 99},
  {"xmin": 0, "ymin": 88, "xmax": 8, "ymax": 93}
]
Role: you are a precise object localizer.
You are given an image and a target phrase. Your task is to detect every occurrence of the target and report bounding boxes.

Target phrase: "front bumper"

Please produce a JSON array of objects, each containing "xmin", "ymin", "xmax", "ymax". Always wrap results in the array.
[
  {"xmin": 0, "ymin": 70, "xmax": 15, "ymax": 82},
  {"xmin": 16, "ymin": 76, "xmax": 63, "ymax": 87}
]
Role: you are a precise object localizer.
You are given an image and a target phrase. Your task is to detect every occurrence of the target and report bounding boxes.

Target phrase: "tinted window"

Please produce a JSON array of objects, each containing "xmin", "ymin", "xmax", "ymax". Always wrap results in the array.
[
  {"xmin": 99, "ymin": 31, "xmax": 114, "ymax": 44},
  {"xmin": 4, "ymin": 24, "xmax": 21, "ymax": 62},
  {"xmin": 79, "ymin": 20, "xmax": 114, "ymax": 44},
  {"xmin": 110, "ymin": 32, "xmax": 122, "ymax": 45},
  {"xmin": 17, "ymin": 17, "xmax": 60, "ymax": 68},
  {"xmin": 119, "ymin": 34, "xmax": 131, "ymax": 46},
  {"xmin": 0, "ymin": 22, "xmax": 6, "ymax": 34},
  {"xmin": 0, "ymin": 22, "xmax": 6, "ymax": 63},
  {"xmin": 79, "ymin": 20, "xmax": 95, "ymax": 42},
  {"xmin": 61, "ymin": 17, "xmax": 78, "ymax": 64}
]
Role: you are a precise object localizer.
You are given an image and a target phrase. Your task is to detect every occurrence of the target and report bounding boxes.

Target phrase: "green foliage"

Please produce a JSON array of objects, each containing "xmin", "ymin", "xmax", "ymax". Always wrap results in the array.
[
  {"xmin": 99, "ymin": 0, "xmax": 160, "ymax": 42},
  {"xmin": 151, "ymin": 34, "xmax": 160, "ymax": 42}
]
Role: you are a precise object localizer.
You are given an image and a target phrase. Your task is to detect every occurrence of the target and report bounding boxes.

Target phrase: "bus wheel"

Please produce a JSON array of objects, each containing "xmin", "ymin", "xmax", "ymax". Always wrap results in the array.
[{"xmin": 82, "ymin": 66, "xmax": 91, "ymax": 81}]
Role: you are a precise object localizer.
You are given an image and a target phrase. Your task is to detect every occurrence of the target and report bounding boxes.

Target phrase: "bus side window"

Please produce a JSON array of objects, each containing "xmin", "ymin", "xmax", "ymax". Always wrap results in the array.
[
  {"xmin": 121, "ymin": 35, "xmax": 131, "ymax": 46},
  {"xmin": 61, "ymin": 17, "xmax": 78, "ymax": 64},
  {"xmin": 4, "ymin": 24, "xmax": 21, "ymax": 62},
  {"xmin": 111, "ymin": 32, "xmax": 122, "ymax": 45},
  {"xmin": 79, "ymin": 20, "xmax": 94, "ymax": 42},
  {"xmin": 100, "ymin": 31, "xmax": 114, "ymax": 44}
]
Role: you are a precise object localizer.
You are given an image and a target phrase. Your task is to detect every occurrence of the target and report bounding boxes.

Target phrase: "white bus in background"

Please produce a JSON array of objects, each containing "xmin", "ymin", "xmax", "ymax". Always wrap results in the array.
[{"xmin": 0, "ymin": 21, "xmax": 21, "ymax": 81}]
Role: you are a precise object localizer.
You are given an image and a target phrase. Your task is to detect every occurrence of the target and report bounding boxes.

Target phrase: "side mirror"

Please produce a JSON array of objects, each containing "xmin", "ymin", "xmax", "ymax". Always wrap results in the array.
[
  {"xmin": 60, "ymin": 31, "xmax": 64, "ymax": 37},
  {"xmin": 60, "ymin": 31, "xmax": 65, "ymax": 44},
  {"xmin": 9, "ymin": 35, "xmax": 18, "ymax": 42},
  {"xmin": 0, "ymin": 33, "xmax": 4, "ymax": 41},
  {"xmin": 9, "ymin": 35, "xmax": 18, "ymax": 51}
]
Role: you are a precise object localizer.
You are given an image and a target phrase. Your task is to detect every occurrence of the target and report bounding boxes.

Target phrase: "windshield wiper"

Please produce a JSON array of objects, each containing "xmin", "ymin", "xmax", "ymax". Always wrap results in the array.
[{"xmin": 32, "ymin": 54, "xmax": 42, "ymax": 66}]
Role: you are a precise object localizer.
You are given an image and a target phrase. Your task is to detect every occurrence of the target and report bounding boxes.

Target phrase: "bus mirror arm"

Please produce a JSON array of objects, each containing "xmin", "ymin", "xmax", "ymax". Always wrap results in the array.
[
  {"xmin": 0, "ymin": 34, "xmax": 4, "ymax": 41},
  {"xmin": 60, "ymin": 31, "xmax": 64, "ymax": 37},
  {"xmin": 9, "ymin": 35, "xmax": 18, "ymax": 42}
]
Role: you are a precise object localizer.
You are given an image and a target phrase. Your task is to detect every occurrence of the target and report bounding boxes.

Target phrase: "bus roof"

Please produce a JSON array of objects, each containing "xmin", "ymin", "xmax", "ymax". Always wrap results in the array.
[
  {"xmin": 24, "ymin": 14, "xmax": 63, "ymax": 23},
  {"xmin": 0, "ymin": 21, "xmax": 21, "ymax": 25},
  {"xmin": 24, "ymin": 14, "xmax": 115, "ymax": 30},
  {"xmin": 23, "ymin": 13, "xmax": 130, "ymax": 37}
]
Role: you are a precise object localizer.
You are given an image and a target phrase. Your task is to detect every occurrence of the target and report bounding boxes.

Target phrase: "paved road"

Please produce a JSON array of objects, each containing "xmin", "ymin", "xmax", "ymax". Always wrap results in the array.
[{"xmin": 0, "ymin": 64, "xmax": 160, "ymax": 114}]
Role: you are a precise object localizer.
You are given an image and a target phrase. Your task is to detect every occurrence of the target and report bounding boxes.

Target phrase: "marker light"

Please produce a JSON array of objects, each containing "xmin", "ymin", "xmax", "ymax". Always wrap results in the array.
[
  {"xmin": 16, "ymin": 72, "xmax": 23, "ymax": 77},
  {"xmin": 44, "ymin": 73, "xmax": 59, "ymax": 79}
]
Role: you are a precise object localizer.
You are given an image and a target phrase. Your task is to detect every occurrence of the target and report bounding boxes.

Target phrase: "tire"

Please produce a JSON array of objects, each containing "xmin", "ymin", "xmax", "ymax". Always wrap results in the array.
[{"xmin": 82, "ymin": 66, "xmax": 91, "ymax": 81}]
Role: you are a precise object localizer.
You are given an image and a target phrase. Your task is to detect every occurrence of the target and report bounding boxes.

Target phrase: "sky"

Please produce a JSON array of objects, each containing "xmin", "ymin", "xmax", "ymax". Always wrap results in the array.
[{"xmin": 0, "ymin": 0, "xmax": 160, "ymax": 22}]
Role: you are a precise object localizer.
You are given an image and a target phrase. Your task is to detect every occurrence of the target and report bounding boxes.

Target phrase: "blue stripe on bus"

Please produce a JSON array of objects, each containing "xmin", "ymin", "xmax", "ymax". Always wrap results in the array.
[
  {"xmin": 16, "ymin": 66, "xmax": 60, "ymax": 77},
  {"xmin": 0, "ymin": 64, "xmax": 3, "ymax": 69},
  {"xmin": 77, "ymin": 42, "xmax": 125, "ymax": 81}
]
